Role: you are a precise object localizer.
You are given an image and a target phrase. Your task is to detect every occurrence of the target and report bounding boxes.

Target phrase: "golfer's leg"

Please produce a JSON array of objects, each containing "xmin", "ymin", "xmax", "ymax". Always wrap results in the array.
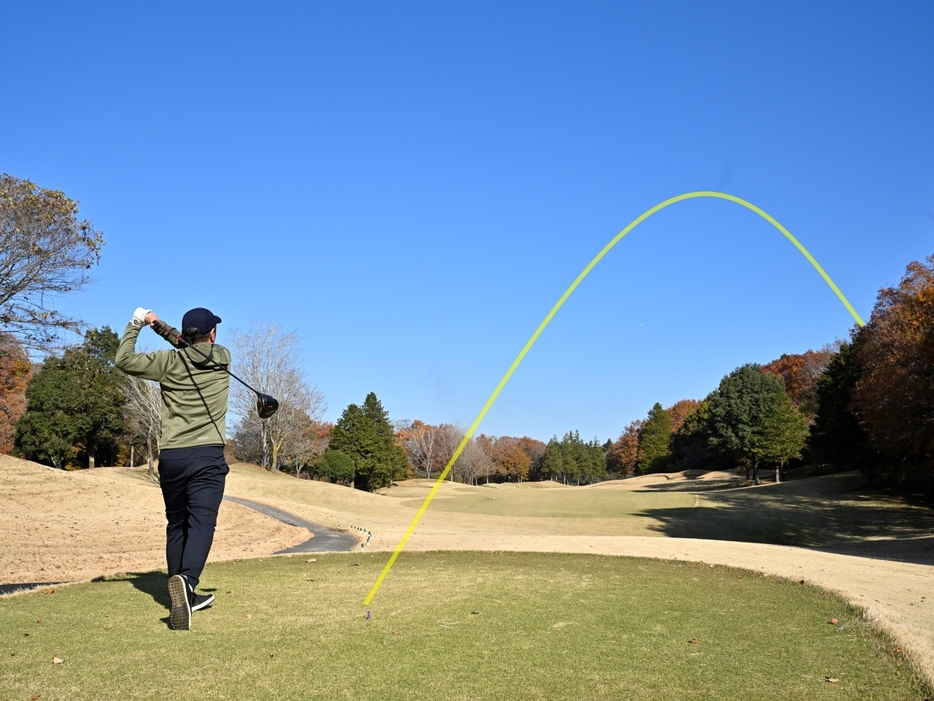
[
  {"xmin": 179, "ymin": 459, "xmax": 228, "ymax": 590},
  {"xmin": 158, "ymin": 452, "xmax": 190, "ymax": 577}
]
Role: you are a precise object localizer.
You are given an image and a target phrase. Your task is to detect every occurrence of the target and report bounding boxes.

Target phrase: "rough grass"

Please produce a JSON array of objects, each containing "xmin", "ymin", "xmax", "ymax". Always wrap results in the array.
[{"xmin": 2, "ymin": 552, "xmax": 928, "ymax": 700}]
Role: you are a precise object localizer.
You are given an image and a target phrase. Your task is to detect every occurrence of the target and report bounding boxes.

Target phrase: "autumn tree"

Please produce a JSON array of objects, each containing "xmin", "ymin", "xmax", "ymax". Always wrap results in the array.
[
  {"xmin": 850, "ymin": 255, "xmax": 934, "ymax": 491},
  {"xmin": 518, "ymin": 436, "xmax": 547, "ymax": 480},
  {"xmin": 0, "ymin": 333, "xmax": 31, "ymax": 452},
  {"xmin": 761, "ymin": 347, "xmax": 836, "ymax": 416},
  {"xmin": 15, "ymin": 327, "xmax": 127, "ymax": 468},
  {"xmin": 0, "ymin": 174, "xmax": 105, "ymax": 349},
  {"xmin": 452, "ymin": 434, "xmax": 494, "ymax": 485},
  {"xmin": 400, "ymin": 420, "xmax": 442, "ymax": 479},
  {"xmin": 637, "ymin": 403, "xmax": 673, "ymax": 474},
  {"xmin": 489, "ymin": 436, "xmax": 532, "ymax": 482},
  {"xmin": 228, "ymin": 321, "xmax": 326, "ymax": 471},
  {"xmin": 606, "ymin": 419, "xmax": 644, "ymax": 478},
  {"xmin": 665, "ymin": 399, "xmax": 702, "ymax": 434}
]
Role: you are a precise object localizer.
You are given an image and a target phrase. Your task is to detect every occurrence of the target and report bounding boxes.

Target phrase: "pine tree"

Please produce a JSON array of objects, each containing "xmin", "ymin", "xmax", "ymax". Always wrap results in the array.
[
  {"xmin": 329, "ymin": 392, "xmax": 408, "ymax": 491},
  {"xmin": 637, "ymin": 402, "xmax": 673, "ymax": 474}
]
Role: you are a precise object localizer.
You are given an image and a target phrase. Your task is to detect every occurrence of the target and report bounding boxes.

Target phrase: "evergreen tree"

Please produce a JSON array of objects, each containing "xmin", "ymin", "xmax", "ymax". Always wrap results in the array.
[
  {"xmin": 637, "ymin": 402, "xmax": 673, "ymax": 474},
  {"xmin": 750, "ymin": 387, "xmax": 810, "ymax": 481},
  {"xmin": 15, "ymin": 326, "xmax": 127, "ymax": 468},
  {"xmin": 706, "ymin": 364, "xmax": 795, "ymax": 483},
  {"xmin": 540, "ymin": 436, "xmax": 565, "ymax": 482},
  {"xmin": 809, "ymin": 341, "xmax": 882, "ymax": 480},
  {"xmin": 329, "ymin": 392, "xmax": 408, "ymax": 491}
]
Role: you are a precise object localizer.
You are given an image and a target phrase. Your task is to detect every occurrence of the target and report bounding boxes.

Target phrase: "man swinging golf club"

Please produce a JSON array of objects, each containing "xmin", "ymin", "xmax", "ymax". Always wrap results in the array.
[{"xmin": 116, "ymin": 306, "xmax": 231, "ymax": 630}]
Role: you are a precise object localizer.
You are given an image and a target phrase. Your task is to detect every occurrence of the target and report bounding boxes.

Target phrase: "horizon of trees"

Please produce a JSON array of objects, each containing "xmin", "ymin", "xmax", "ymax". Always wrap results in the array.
[{"xmin": 5, "ymin": 172, "xmax": 934, "ymax": 495}]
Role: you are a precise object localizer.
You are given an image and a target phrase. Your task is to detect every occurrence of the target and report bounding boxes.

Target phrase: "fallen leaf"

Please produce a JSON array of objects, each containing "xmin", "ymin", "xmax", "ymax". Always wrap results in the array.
[
  {"xmin": 391, "ymin": 631, "xmax": 398, "ymax": 636},
  {"xmin": 894, "ymin": 647, "xmax": 903, "ymax": 653},
  {"xmin": 269, "ymin": 653, "xmax": 275, "ymax": 658},
  {"xmin": 829, "ymin": 618, "xmax": 838, "ymax": 625},
  {"xmin": 52, "ymin": 657, "xmax": 63, "ymax": 664},
  {"xmin": 305, "ymin": 558, "xmax": 317, "ymax": 563},
  {"xmin": 30, "ymin": 695, "xmax": 39, "ymax": 700},
  {"xmin": 688, "ymin": 638, "xmax": 698, "ymax": 644},
  {"xmin": 824, "ymin": 677, "xmax": 838, "ymax": 683},
  {"xmin": 470, "ymin": 611, "xmax": 480, "ymax": 615},
  {"xmin": 36, "ymin": 619, "xmax": 41, "ymax": 623},
  {"xmin": 798, "ymin": 580, "xmax": 805, "ymax": 585},
  {"xmin": 246, "ymin": 614, "xmax": 253, "ymax": 620},
  {"xmin": 306, "ymin": 579, "xmax": 316, "ymax": 582},
  {"xmin": 44, "ymin": 589, "xmax": 54, "ymax": 595},
  {"xmin": 350, "ymin": 563, "xmax": 359, "ymax": 567}
]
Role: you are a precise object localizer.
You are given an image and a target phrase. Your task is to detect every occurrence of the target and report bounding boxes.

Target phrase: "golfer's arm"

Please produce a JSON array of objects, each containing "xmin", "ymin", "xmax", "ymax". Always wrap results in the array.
[
  {"xmin": 151, "ymin": 321, "xmax": 186, "ymax": 349},
  {"xmin": 115, "ymin": 323, "xmax": 171, "ymax": 380}
]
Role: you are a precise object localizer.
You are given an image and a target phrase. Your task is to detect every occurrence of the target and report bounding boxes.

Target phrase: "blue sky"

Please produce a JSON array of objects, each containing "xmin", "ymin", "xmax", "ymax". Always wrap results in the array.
[{"xmin": 2, "ymin": 1, "xmax": 932, "ymax": 443}]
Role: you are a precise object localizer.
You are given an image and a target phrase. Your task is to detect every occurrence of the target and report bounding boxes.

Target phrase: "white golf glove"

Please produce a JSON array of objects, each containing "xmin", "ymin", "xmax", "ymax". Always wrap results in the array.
[{"xmin": 132, "ymin": 307, "xmax": 152, "ymax": 328}]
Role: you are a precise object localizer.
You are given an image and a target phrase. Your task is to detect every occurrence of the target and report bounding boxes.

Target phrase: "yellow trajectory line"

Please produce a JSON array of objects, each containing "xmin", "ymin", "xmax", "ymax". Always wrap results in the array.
[{"xmin": 363, "ymin": 190, "xmax": 865, "ymax": 607}]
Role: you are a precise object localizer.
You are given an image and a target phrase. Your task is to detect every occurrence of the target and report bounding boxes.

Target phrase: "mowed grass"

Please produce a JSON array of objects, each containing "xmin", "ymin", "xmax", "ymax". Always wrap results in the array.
[
  {"xmin": 2, "ymin": 552, "xmax": 927, "ymax": 700},
  {"xmin": 403, "ymin": 486, "xmax": 697, "ymax": 518}
]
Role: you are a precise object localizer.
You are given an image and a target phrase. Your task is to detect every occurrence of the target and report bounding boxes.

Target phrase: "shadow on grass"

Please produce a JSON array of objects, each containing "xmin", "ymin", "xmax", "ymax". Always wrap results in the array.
[{"xmin": 636, "ymin": 472, "xmax": 934, "ymax": 566}]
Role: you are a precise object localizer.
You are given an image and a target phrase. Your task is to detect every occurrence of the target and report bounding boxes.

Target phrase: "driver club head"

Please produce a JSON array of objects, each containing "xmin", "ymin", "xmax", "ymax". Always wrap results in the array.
[{"xmin": 256, "ymin": 393, "xmax": 279, "ymax": 419}]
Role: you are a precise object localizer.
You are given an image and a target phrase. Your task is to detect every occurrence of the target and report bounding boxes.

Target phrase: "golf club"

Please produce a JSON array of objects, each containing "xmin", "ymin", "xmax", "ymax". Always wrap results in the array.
[{"xmin": 152, "ymin": 320, "xmax": 279, "ymax": 419}]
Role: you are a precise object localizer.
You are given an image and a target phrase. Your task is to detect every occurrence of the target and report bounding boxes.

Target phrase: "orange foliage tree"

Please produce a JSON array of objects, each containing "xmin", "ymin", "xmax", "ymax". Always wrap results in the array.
[
  {"xmin": 0, "ymin": 332, "xmax": 31, "ymax": 452},
  {"xmin": 665, "ymin": 399, "xmax": 702, "ymax": 434},
  {"xmin": 852, "ymin": 255, "xmax": 934, "ymax": 488},
  {"xmin": 761, "ymin": 347, "xmax": 836, "ymax": 416},
  {"xmin": 606, "ymin": 419, "xmax": 645, "ymax": 477}
]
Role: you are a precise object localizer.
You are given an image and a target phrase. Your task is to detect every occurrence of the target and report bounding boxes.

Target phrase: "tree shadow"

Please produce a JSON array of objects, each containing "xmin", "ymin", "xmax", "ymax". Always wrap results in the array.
[{"xmin": 634, "ymin": 473, "xmax": 934, "ymax": 566}]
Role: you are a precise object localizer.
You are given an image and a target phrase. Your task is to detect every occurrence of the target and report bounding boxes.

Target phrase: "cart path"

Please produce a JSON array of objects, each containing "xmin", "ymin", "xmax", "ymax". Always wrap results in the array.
[{"xmin": 223, "ymin": 496, "xmax": 358, "ymax": 553}]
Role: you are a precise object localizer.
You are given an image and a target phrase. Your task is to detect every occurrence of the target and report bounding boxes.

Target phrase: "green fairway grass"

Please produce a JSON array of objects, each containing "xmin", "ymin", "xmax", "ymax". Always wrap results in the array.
[
  {"xmin": 403, "ymin": 487, "xmax": 697, "ymax": 518},
  {"xmin": 2, "ymin": 552, "xmax": 927, "ymax": 700}
]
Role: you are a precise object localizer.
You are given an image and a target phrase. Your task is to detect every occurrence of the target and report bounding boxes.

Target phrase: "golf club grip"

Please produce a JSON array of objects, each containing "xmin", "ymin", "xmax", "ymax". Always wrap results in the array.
[{"xmin": 151, "ymin": 320, "xmax": 186, "ymax": 347}]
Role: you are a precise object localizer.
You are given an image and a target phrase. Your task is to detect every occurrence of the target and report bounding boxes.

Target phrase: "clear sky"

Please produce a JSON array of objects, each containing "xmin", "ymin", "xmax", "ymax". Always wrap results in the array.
[{"xmin": 2, "ymin": 1, "xmax": 932, "ymax": 443}]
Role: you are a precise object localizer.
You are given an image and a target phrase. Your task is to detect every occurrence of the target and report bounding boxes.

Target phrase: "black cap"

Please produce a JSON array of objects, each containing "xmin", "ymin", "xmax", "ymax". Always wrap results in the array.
[{"xmin": 181, "ymin": 308, "xmax": 222, "ymax": 336}]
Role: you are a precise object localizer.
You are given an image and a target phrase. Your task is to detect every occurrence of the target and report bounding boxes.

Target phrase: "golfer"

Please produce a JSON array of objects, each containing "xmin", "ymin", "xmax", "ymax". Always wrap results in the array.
[{"xmin": 116, "ymin": 306, "xmax": 231, "ymax": 630}]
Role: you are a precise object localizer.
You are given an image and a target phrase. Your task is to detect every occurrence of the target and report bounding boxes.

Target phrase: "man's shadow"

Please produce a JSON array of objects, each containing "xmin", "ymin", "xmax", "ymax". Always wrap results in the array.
[{"xmin": 98, "ymin": 571, "xmax": 217, "ymax": 628}]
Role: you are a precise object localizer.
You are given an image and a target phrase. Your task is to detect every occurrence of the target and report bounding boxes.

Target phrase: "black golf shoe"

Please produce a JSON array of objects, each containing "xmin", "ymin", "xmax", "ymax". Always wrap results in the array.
[
  {"xmin": 167, "ymin": 575, "xmax": 191, "ymax": 630},
  {"xmin": 190, "ymin": 592, "xmax": 215, "ymax": 612}
]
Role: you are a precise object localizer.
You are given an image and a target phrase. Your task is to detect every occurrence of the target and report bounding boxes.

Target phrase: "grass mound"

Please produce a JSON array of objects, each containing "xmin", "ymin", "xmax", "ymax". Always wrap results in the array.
[{"xmin": 2, "ymin": 552, "xmax": 927, "ymax": 700}]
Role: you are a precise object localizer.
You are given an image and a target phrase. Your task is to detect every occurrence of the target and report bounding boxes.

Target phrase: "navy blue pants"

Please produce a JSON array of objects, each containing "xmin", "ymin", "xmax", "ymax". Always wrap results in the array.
[{"xmin": 158, "ymin": 446, "xmax": 228, "ymax": 590}]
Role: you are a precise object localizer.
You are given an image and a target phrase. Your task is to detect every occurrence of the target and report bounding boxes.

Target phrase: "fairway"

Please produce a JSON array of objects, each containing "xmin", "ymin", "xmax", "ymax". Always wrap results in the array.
[
  {"xmin": 1, "ymin": 553, "xmax": 926, "ymax": 700},
  {"xmin": 401, "ymin": 485, "xmax": 697, "ymax": 518}
]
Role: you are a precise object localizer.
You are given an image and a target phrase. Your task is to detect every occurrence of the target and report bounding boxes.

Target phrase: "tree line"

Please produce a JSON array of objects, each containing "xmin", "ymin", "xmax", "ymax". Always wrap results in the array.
[{"xmin": 4, "ymin": 172, "xmax": 934, "ymax": 494}]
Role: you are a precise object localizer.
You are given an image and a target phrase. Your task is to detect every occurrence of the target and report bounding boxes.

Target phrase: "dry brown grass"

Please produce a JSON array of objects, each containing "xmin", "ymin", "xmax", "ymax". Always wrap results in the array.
[{"xmin": 0, "ymin": 455, "xmax": 307, "ymax": 584}]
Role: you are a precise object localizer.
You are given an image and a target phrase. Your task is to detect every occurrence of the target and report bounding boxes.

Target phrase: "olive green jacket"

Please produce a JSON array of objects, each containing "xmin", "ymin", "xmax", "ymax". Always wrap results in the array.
[{"xmin": 116, "ymin": 322, "xmax": 230, "ymax": 450}]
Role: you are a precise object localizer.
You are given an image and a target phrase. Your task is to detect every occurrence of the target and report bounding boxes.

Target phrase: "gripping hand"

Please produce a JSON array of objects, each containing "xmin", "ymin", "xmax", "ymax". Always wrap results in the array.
[{"xmin": 132, "ymin": 307, "xmax": 152, "ymax": 328}]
